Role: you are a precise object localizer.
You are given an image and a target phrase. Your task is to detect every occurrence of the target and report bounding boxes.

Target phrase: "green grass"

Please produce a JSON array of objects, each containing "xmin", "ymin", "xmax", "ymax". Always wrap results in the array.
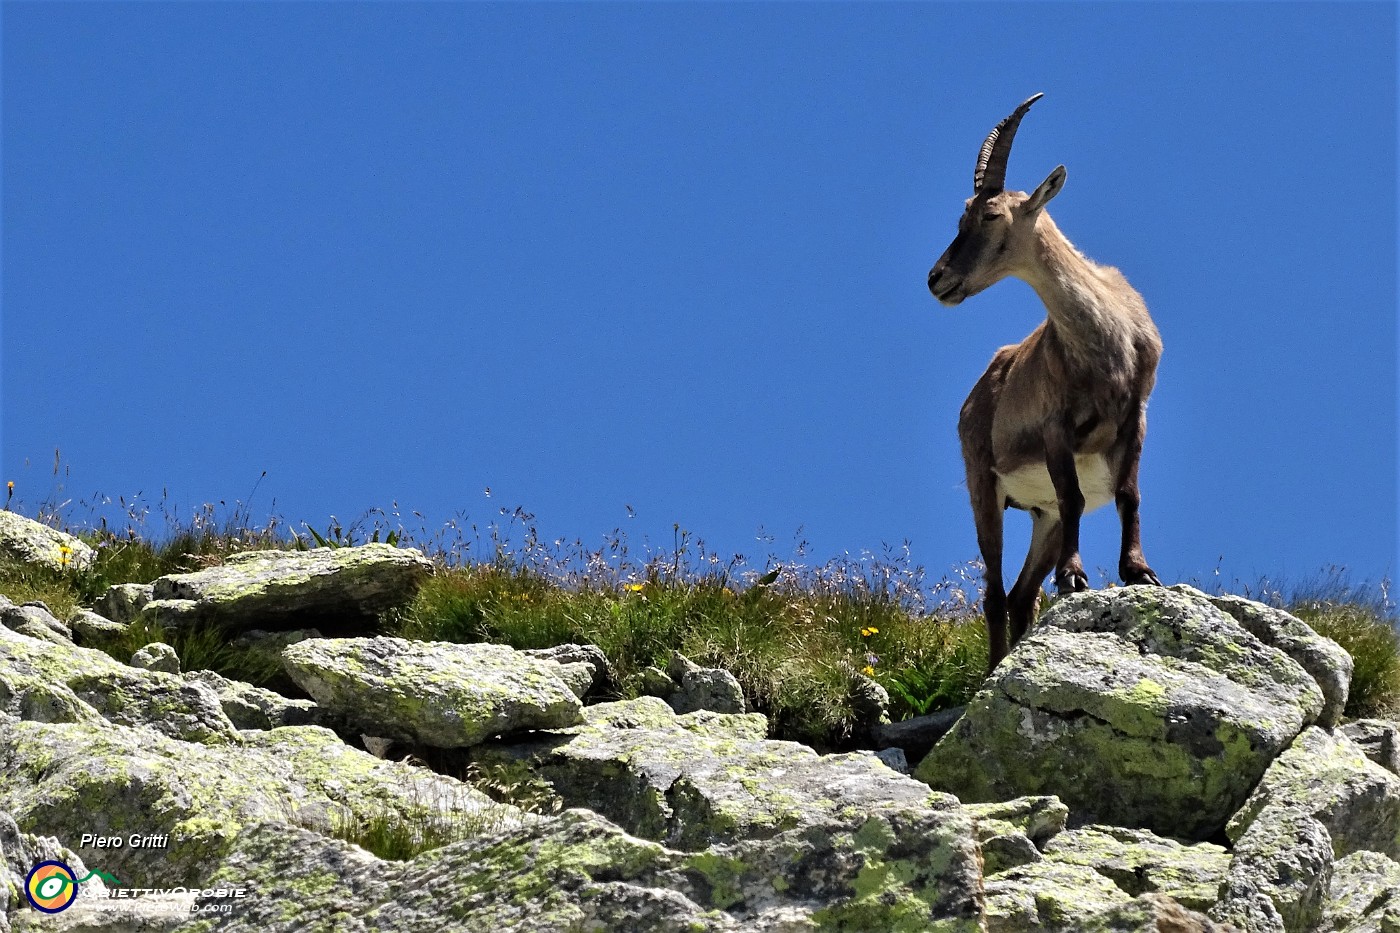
[
  {"xmin": 392, "ymin": 536, "xmax": 991, "ymax": 749},
  {"xmin": 328, "ymin": 789, "xmax": 522, "ymax": 860}
]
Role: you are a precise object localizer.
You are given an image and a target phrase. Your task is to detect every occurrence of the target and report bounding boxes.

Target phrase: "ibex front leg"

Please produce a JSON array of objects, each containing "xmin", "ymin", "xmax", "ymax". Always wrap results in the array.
[
  {"xmin": 1115, "ymin": 402, "xmax": 1161, "ymax": 586},
  {"xmin": 1044, "ymin": 422, "xmax": 1089, "ymax": 594}
]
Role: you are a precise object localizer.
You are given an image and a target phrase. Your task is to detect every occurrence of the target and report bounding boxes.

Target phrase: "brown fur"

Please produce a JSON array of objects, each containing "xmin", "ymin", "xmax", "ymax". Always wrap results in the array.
[{"xmin": 931, "ymin": 177, "xmax": 1163, "ymax": 672}]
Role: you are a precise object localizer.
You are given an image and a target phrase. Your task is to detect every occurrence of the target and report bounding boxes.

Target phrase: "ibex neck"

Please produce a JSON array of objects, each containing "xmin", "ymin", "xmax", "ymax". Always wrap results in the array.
[{"xmin": 1017, "ymin": 213, "xmax": 1142, "ymax": 363}]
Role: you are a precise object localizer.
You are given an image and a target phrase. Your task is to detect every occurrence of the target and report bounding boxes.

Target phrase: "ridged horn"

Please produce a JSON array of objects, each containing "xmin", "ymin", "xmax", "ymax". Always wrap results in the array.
[{"xmin": 973, "ymin": 92, "xmax": 1044, "ymax": 194}]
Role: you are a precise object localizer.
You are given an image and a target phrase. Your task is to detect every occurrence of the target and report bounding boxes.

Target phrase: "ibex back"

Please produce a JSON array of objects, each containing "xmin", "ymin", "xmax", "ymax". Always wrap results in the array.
[{"xmin": 928, "ymin": 93, "xmax": 1164, "ymax": 672}]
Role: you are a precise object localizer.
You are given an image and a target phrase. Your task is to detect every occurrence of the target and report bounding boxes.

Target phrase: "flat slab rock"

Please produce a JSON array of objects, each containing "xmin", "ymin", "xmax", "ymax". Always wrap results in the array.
[
  {"xmin": 916, "ymin": 587, "xmax": 1326, "ymax": 841},
  {"xmin": 0, "ymin": 717, "xmax": 514, "ymax": 890},
  {"xmin": 182, "ymin": 804, "xmax": 984, "ymax": 932},
  {"xmin": 282, "ymin": 636, "xmax": 584, "ymax": 747},
  {"xmin": 0, "ymin": 622, "xmax": 237, "ymax": 744},
  {"xmin": 138, "ymin": 544, "xmax": 433, "ymax": 633},
  {"xmin": 473, "ymin": 696, "xmax": 967, "ymax": 852}
]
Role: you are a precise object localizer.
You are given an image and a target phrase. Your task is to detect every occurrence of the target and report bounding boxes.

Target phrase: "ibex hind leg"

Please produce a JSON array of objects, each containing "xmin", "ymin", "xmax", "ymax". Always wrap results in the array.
[{"xmin": 1007, "ymin": 510, "xmax": 1061, "ymax": 648}]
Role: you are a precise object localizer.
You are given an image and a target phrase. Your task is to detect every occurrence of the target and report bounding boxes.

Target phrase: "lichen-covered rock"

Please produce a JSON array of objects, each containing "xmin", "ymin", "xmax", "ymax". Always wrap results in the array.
[
  {"xmin": 92, "ymin": 583, "xmax": 152, "ymax": 627},
  {"xmin": 66, "ymin": 609, "xmax": 127, "ymax": 650},
  {"xmin": 520, "ymin": 643, "xmax": 619, "ymax": 700},
  {"xmin": 1340, "ymin": 719, "xmax": 1400, "ymax": 775},
  {"xmin": 0, "ymin": 624, "xmax": 237, "ymax": 743},
  {"xmin": 1077, "ymin": 894, "xmax": 1236, "ymax": 932},
  {"xmin": 0, "ymin": 718, "xmax": 514, "ymax": 889},
  {"xmin": 1227, "ymin": 727, "xmax": 1400, "ymax": 859},
  {"xmin": 0, "ymin": 512, "xmax": 93, "ymax": 573},
  {"xmin": 1185, "ymin": 586, "xmax": 1353, "ymax": 728},
  {"xmin": 0, "ymin": 810, "xmax": 110, "ymax": 929},
  {"xmin": 144, "ymin": 545, "xmax": 433, "ymax": 633},
  {"xmin": 183, "ymin": 670, "xmax": 319, "ymax": 731},
  {"xmin": 282, "ymin": 637, "xmax": 583, "ymax": 747},
  {"xmin": 659, "ymin": 651, "xmax": 747, "ymax": 715},
  {"xmin": 1323, "ymin": 850, "xmax": 1400, "ymax": 932},
  {"xmin": 1212, "ymin": 808, "xmax": 1332, "ymax": 933},
  {"xmin": 668, "ymin": 666, "xmax": 747, "ymax": 715},
  {"xmin": 1041, "ymin": 825, "xmax": 1230, "ymax": 911},
  {"xmin": 0, "ymin": 600, "xmax": 71, "ymax": 647},
  {"xmin": 183, "ymin": 805, "xmax": 984, "ymax": 933},
  {"xmin": 966, "ymin": 797, "xmax": 1069, "ymax": 876},
  {"xmin": 983, "ymin": 859, "xmax": 1131, "ymax": 930},
  {"xmin": 966, "ymin": 796, "xmax": 1069, "ymax": 848},
  {"xmin": 469, "ymin": 693, "xmax": 981, "ymax": 916},
  {"xmin": 639, "ymin": 665, "xmax": 675, "ymax": 697},
  {"xmin": 916, "ymin": 587, "xmax": 1324, "ymax": 840},
  {"xmin": 130, "ymin": 642, "xmax": 180, "ymax": 674}
]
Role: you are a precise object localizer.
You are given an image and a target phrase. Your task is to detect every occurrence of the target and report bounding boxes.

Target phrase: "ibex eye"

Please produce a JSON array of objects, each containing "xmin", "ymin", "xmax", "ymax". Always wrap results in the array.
[{"xmin": 982, "ymin": 213, "xmax": 1001, "ymax": 222}]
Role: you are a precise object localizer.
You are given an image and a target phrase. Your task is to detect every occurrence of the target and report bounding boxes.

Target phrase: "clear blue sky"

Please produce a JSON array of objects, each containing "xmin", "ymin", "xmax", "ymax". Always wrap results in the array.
[{"xmin": 3, "ymin": 3, "xmax": 1396, "ymax": 592}]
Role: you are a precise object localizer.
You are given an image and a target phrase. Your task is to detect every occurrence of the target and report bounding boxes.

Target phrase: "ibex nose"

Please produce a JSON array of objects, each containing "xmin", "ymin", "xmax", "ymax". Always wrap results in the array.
[{"xmin": 928, "ymin": 267, "xmax": 944, "ymax": 296}]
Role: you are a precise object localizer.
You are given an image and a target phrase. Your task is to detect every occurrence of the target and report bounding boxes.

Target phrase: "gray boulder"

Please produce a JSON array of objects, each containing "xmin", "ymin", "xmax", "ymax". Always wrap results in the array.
[
  {"xmin": 1183, "ymin": 586, "xmax": 1353, "ymax": 728},
  {"xmin": 0, "ymin": 601, "xmax": 70, "ymax": 646},
  {"xmin": 186, "ymin": 805, "xmax": 983, "ymax": 932},
  {"xmin": 0, "ymin": 624, "xmax": 236, "ymax": 743},
  {"xmin": 1211, "ymin": 808, "xmax": 1332, "ymax": 933},
  {"xmin": 1042, "ymin": 825, "xmax": 1230, "ymax": 911},
  {"xmin": 0, "ymin": 717, "xmax": 514, "ymax": 888},
  {"xmin": 1323, "ymin": 850, "xmax": 1400, "ymax": 932},
  {"xmin": 916, "ymin": 587, "xmax": 1324, "ymax": 840},
  {"xmin": 1227, "ymin": 727, "xmax": 1400, "ymax": 859},
  {"xmin": 1, "ymin": 810, "xmax": 110, "ymax": 930},
  {"xmin": 140, "ymin": 544, "xmax": 434, "ymax": 634},
  {"xmin": 282, "ymin": 637, "xmax": 584, "ymax": 747},
  {"xmin": 468, "ymin": 694, "xmax": 979, "ymax": 905},
  {"xmin": 92, "ymin": 583, "xmax": 152, "ymax": 627},
  {"xmin": 129, "ymin": 642, "xmax": 180, "ymax": 674},
  {"xmin": 0, "ymin": 512, "xmax": 93, "ymax": 573},
  {"xmin": 1339, "ymin": 719, "xmax": 1400, "ymax": 775}
]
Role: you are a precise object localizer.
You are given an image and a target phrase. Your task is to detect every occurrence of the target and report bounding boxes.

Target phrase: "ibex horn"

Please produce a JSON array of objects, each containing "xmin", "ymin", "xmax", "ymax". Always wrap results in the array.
[{"xmin": 974, "ymin": 92, "xmax": 1044, "ymax": 194}]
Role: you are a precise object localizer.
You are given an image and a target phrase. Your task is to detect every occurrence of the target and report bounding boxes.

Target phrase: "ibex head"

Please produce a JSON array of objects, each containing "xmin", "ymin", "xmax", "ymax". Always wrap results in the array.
[{"xmin": 928, "ymin": 93, "xmax": 1067, "ymax": 306}]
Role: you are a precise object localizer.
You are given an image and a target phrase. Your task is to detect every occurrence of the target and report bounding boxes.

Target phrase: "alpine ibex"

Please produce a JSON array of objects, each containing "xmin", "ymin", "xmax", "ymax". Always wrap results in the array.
[{"xmin": 927, "ymin": 93, "xmax": 1163, "ymax": 671}]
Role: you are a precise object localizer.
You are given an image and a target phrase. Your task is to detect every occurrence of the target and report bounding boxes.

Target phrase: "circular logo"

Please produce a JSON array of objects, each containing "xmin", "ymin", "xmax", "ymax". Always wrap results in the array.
[{"xmin": 26, "ymin": 861, "xmax": 78, "ymax": 913}]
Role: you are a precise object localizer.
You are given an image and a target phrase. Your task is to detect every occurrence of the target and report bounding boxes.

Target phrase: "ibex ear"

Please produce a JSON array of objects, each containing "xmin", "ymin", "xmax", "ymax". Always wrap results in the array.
[{"xmin": 1024, "ymin": 165, "xmax": 1067, "ymax": 212}]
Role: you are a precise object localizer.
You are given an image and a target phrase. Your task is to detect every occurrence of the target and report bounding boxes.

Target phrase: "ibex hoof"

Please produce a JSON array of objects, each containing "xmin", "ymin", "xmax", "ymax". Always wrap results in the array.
[
  {"xmin": 1055, "ymin": 571, "xmax": 1089, "ymax": 595},
  {"xmin": 1124, "ymin": 568, "xmax": 1163, "ymax": 586}
]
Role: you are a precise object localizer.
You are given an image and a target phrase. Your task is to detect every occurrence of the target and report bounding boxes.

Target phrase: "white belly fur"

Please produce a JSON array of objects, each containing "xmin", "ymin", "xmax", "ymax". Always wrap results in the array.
[{"xmin": 996, "ymin": 454, "xmax": 1116, "ymax": 515}]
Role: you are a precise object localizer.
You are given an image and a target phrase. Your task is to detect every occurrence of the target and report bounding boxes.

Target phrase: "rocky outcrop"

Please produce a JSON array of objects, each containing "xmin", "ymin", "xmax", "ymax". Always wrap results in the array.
[
  {"xmin": 282, "ymin": 637, "xmax": 585, "ymax": 747},
  {"xmin": 1227, "ymin": 727, "xmax": 1400, "ymax": 860},
  {"xmin": 126, "ymin": 545, "xmax": 433, "ymax": 634},
  {"xmin": 0, "ymin": 718, "xmax": 514, "ymax": 889},
  {"xmin": 915, "ymin": 586, "xmax": 1330, "ymax": 840},
  {"xmin": 0, "ymin": 623, "xmax": 238, "ymax": 743},
  {"xmin": 1185, "ymin": 586, "xmax": 1353, "ymax": 728},
  {"xmin": 0, "ymin": 542, "xmax": 1388, "ymax": 931},
  {"xmin": 0, "ymin": 512, "xmax": 93, "ymax": 574}
]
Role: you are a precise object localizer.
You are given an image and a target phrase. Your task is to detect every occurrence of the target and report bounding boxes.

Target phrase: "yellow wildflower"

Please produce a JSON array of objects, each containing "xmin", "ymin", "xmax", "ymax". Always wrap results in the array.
[
  {"xmin": 861, "ymin": 665, "xmax": 875, "ymax": 676},
  {"xmin": 58, "ymin": 545, "xmax": 73, "ymax": 567},
  {"xmin": 860, "ymin": 626, "xmax": 879, "ymax": 638},
  {"xmin": 623, "ymin": 583, "xmax": 644, "ymax": 593}
]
